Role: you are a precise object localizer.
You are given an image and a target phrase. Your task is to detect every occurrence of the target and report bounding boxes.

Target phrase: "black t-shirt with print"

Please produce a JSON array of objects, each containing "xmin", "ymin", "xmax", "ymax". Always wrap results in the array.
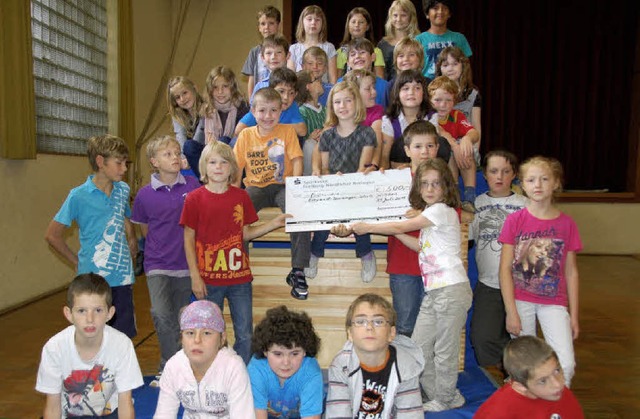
[{"xmin": 356, "ymin": 346, "xmax": 397, "ymax": 419}]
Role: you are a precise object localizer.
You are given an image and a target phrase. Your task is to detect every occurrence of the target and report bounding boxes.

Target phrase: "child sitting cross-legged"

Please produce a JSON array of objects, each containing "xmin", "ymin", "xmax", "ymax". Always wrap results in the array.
[
  {"xmin": 248, "ymin": 306, "xmax": 323, "ymax": 419},
  {"xmin": 325, "ymin": 293, "xmax": 424, "ymax": 418}
]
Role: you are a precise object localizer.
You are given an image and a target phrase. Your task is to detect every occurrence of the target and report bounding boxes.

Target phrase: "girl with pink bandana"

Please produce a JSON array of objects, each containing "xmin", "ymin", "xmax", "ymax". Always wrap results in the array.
[{"xmin": 154, "ymin": 300, "xmax": 255, "ymax": 418}]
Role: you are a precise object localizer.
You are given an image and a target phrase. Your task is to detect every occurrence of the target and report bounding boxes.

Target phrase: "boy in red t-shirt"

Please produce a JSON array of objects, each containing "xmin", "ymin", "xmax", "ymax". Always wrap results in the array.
[
  {"xmin": 475, "ymin": 336, "xmax": 584, "ymax": 419},
  {"xmin": 428, "ymin": 75, "xmax": 479, "ymax": 213}
]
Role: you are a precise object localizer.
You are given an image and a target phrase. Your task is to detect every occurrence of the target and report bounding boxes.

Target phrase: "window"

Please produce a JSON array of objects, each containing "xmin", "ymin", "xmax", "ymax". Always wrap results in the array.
[{"xmin": 30, "ymin": 0, "xmax": 108, "ymax": 154}]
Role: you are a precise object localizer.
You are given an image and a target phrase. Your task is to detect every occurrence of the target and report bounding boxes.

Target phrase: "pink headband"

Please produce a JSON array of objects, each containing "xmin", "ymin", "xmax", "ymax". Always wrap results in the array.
[{"xmin": 180, "ymin": 300, "xmax": 225, "ymax": 333}]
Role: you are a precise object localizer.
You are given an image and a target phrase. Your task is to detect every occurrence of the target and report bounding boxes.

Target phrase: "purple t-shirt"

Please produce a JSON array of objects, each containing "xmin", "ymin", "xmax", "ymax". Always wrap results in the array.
[
  {"xmin": 499, "ymin": 208, "xmax": 582, "ymax": 306},
  {"xmin": 131, "ymin": 173, "xmax": 200, "ymax": 274}
]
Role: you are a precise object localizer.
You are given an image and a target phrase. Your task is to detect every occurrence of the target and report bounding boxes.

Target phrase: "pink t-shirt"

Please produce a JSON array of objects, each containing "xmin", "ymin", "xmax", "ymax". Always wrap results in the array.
[
  {"xmin": 364, "ymin": 105, "xmax": 384, "ymax": 127},
  {"xmin": 499, "ymin": 208, "xmax": 582, "ymax": 306}
]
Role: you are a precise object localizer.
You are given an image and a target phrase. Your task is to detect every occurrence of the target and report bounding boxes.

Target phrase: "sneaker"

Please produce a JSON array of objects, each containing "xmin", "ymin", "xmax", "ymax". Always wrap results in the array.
[
  {"xmin": 360, "ymin": 251, "xmax": 377, "ymax": 283},
  {"xmin": 423, "ymin": 400, "xmax": 449, "ymax": 412},
  {"xmin": 461, "ymin": 201, "xmax": 476, "ymax": 214},
  {"xmin": 149, "ymin": 371, "xmax": 162, "ymax": 387},
  {"xmin": 286, "ymin": 269, "xmax": 309, "ymax": 300},
  {"xmin": 304, "ymin": 254, "xmax": 319, "ymax": 279},
  {"xmin": 449, "ymin": 390, "xmax": 465, "ymax": 409}
]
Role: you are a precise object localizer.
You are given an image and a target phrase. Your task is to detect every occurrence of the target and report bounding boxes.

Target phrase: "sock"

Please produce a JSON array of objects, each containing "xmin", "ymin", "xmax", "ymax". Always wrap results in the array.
[{"xmin": 463, "ymin": 186, "xmax": 476, "ymax": 203}]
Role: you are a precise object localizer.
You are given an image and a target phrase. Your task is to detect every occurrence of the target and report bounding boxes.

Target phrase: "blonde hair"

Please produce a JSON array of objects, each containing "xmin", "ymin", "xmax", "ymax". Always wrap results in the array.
[
  {"xmin": 198, "ymin": 141, "xmax": 239, "ymax": 185},
  {"xmin": 343, "ymin": 68, "xmax": 376, "ymax": 89},
  {"xmin": 202, "ymin": 66, "xmax": 245, "ymax": 116},
  {"xmin": 384, "ymin": 0, "xmax": 420, "ymax": 41},
  {"xmin": 167, "ymin": 76, "xmax": 204, "ymax": 137},
  {"xmin": 519, "ymin": 156, "xmax": 564, "ymax": 196},
  {"xmin": 345, "ymin": 293, "xmax": 397, "ymax": 330},
  {"xmin": 87, "ymin": 134, "xmax": 129, "ymax": 172},
  {"xmin": 295, "ymin": 5, "xmax": 328, "ymax": 43},
  {"xmin": 325, "ymin": 81, "xmax": 366, "ymax": 127},
  {"xmin": 393, "ymin": 37, "xmax": 425, "ymax": 70},
  {"xmin": 146, "ymin": 135, "xmax": 180, "ymax": 163}
]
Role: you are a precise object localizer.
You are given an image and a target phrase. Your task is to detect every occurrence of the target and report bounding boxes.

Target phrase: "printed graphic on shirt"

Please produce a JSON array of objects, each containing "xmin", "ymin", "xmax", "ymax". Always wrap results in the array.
[
  {"xmin": 426, "ymin": 41, "xmax": 454, "ymax": 75},
  {"xmin": 247, "ymin": 138, "xmax": 285, "ymax": 184},
  {"xmin": 267, "ymin": 394, "xmax": 301, "ymax": 418},
  {"xmin": 419, "ymin": 234, "xmax": 446, "ymax": 289},
  {"xmin": 196, "ymin": 204, "xmax": 251, "ymax": 281},
  {"xmin": 177, "ymin": 389, "xmax": 230, "ymax": 416},
  {"xmin": 92, "ymin": 187, "xmax": 133, "ymax": 285},
  {"xmin": 62, "ymin": 365, "xmax": 115, "ymax": 416},
  {"xmin": 358, "ymin": 378, "xmax": 387, "ymax": 418},
  {"xmin": 512, "ymin": 231, "xmax": 564, "ymax": 298},
  {"xmin": 476, "ymin": 205, "xmax": 521, "ymax": 252}
]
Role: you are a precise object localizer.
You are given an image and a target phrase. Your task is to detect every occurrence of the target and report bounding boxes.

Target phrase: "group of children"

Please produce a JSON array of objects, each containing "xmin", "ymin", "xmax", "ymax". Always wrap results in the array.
[{"xmin": 38, "ymin": 0, "xmax": 585, "ymax": 417}]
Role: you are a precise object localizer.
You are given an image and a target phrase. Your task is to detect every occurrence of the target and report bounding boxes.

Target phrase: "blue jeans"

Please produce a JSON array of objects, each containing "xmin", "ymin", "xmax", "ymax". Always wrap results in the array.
[
  {"xmin": 146, "ymin": 274, "xmax": 192, "ymax": 370},
  {"xmin": 311, "ymin": 230, "xmax": 372, "ymax": 258},
  {"xmin": 183, "ymin": 139, "xmax": 204, "ymax": 180},
  {"xmin": 205, "ymin": 282, "xmax": 253, "ymax": 364},
  {"xmin": 389, "ymin": 274, "xmax": 424, "ymax": 337}
]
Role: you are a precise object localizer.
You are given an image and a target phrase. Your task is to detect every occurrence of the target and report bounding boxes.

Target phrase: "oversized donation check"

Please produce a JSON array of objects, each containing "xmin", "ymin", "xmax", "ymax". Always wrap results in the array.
[{"xmin": 284, "ymin": 169, "xmax": 412, "ymax": 232}]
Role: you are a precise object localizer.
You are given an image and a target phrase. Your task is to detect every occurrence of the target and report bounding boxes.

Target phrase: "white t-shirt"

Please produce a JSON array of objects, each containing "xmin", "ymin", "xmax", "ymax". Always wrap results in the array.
[
  {"xmin": 419, "ymin": 203, "xmax": 468, "ymax": 291},
  {"xmin": 36, "ymin": 325, "xmax": 143, "ymax": 417},
  {"xmin": 470, "ymin": 192, "xmax": 528, "ymax": 288}
]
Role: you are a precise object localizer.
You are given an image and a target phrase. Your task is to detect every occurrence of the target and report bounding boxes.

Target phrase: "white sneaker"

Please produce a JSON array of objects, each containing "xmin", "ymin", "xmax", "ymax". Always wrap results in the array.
[
  {"xmin": 304, "ymin": 254, "xmax": 319, "ymax": 279},
  {"xmin": 360, "ymin": 251, "xmax": 377, "ymax": 283},
  {"xmin": 423, "ymin": 400, "xmax": 448, "ymax": 412},
  {"xmin": 449, "ymin": 390, "xmax": 465, "ymax": 409}
]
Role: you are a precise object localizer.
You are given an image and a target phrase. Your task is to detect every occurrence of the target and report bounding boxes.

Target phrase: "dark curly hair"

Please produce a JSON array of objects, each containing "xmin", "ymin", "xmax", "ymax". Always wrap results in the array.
[{"xmin": 251, "ymin": 305, "xmax": 321, "ymax": 358}]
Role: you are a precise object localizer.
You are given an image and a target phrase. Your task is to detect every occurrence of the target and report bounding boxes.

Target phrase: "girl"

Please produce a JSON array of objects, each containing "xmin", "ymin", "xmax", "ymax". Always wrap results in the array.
[
  {"xmin": 351, "ymin": 158, "xmax": 472, "ymax": 412},
  {"xmin": 167, "ymin": 76, "xmax": 205, "ymax": 179},
  {"xmin": 436, "ymin": 45, "xmax": 482, "ymax": 138},
  {"xmin": 378, "ymin": 0, "xmax": 420, "ymax": 81},
  {"xmin": 287, "ymin": 5, "xmax": 337, "ymax": 84},
  {"xmin": 344, "ymin": 69, "xmax": 384, "ymax": 170},
  {"xmin": 381, "ymin": 69, "xmax": 450, "ymax": 169},
  {"xmin": 248, "ymin": 305, "xmax": 323, "ymax": 419},
  {"xmin": 336, "ymin": 8, "xmax": 386, "ymax": 79},
  {"xmin": 202, "ymin": 66, "xmax": 250, "ymax": 146},
  {"xmin": 307, "ymin": 81, "xmax": 377, "ymax": 283},
  {"xmin": 155, "ymin": 300, "xmax": 256, "ymax": 417},
  {"xmin": 180, "ymin": 142, "xmax": 288, "ymax": 364},
  {"xmin": 499, "ymin": 156, "xmax": 581, "ymax": 386},
  {"xmin": 296, "ymin": 70, "xmax": 326, "ymax": 176}
]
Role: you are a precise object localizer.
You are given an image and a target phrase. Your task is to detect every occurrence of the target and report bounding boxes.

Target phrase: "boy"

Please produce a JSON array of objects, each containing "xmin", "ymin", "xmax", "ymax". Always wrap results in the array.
[
  {"xmin": 242, "ymin": 5, "xmax": 281, "ymax": 99},
  {"xmin": 233, "ymin": 87, "xmax": 311, "ymax": 300},
  {"xmin": 302, "ymin": 46, "xmax": 333, "ymax": 106},
  {"xmin": 36, "ymin": 273, "xmax": 143, "ymax": 418},
  {"xmin": 45, "ymin": 134, "xmax": 138, "ymax": 338},
  {"xmin": 469, "ymin": 150, "xmax": 527, "ymax": 368},
  {"xmin": 428, "ymin": 75, "xmax": 480, "ymax": 212},
  {"xmin": 250, "ymin": 34, "xmax": 290, "ymax": 102},
  {"xmin": 416, "ymin": 0, "xmax": 472, "ymax": 79},
  {"xmin": 326, "ymin": 293, "xmax": 424, "ymax": 418},
  {"xmin": 248, "ymin": 305, "xmax": 323, "ymax": 418},
  {"xmin": 130, "ymin": 135, "xmax": 200, "ymax": 376},
  {"xmin": 235, "ymin": 67, "xmax": 307, "ymax": 138},
  {"xmin": 475, "ymin": 336, "xmax": 584, "ymax": 418},
  {"xmin": 340, "ymin": 38, "xmax": 389, "ymax": 108}
]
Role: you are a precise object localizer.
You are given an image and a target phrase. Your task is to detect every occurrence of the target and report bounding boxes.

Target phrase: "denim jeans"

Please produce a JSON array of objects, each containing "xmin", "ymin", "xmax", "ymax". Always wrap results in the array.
[
  {"xmin": 389, "ymin": 274, "xmax": 424, "ymax": 337},
  {"xmin": 412, "ymin": 281, "xmax": 472, "ymax": 404},
  {"xmin": 205, "ymin": 281, "xmax": 253, "ymax": 364},
  {"xmin": 311, "ymin": 230, "xmax": 372, "ymax": 258},
  {"xmin": 146, "ymin": 274, "xmax": 192, "ymax": 370},
  {"xmin": 183, "ymin": 139, "xmax": 204, "ymax": 180}
]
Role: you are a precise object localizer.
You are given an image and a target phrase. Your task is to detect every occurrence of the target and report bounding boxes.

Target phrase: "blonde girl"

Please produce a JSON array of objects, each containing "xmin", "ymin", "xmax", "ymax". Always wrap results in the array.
[
  {"xmin": 436, "ymin": 45, "xmax": 482, "ymax": 137},
  {"xmin": 344, "ymin": 69, "xmax": 384, "ymax": 169},
  {"xmin": 155, "ymin": 300, "xmax": 256, "ymax": 417},
  {"xmin": 336, "ymin": 7, "xmax": 386, "ymax": 78},
  {"xmin": 288, "ymin": 5, "xmax": 337, "ymax": 84},
  {"xmin": 351, "ymin": 158, "xmax": 472, "ymax": 411},
  {"xmin": 378, "ymin": 0, "xmax": 420, "ymax": 81},
  {"xmin": 307, "ymin": 81, "xmax": 378, "ymax": 284},
  {"xmin": 499, "ymin": 156, "xmax": 582, "ymax": 386},
  {"xmin": 202, "ymin": 66, "xmax": 250, "ymax": 145},
  {"xmin": 167, "ymin": 76, "xmax": 205, "ymax": 178}
]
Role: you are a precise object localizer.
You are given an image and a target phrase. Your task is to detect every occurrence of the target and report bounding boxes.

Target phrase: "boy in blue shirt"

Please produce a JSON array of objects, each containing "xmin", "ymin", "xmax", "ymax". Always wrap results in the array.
[
  {"xmin": 416, "ymin": 0, "xmax": 472, "ymax": 79},
  {"xmin": 45, "ymin": 134, "xmax": 138, "ymax": 338},
  {"xmin": 338, "ymin": 38, "xmax": 389, "ymax": 108},
  {"xmin": 248, "ymin": 305, "xmax": 323, "ymax": 418}
]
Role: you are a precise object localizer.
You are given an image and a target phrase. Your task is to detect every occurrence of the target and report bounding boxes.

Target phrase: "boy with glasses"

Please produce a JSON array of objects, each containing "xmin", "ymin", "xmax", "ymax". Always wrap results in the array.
[{"xmin": 326, "ymin": 293, "xmax": 424, "ymax": 418}]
